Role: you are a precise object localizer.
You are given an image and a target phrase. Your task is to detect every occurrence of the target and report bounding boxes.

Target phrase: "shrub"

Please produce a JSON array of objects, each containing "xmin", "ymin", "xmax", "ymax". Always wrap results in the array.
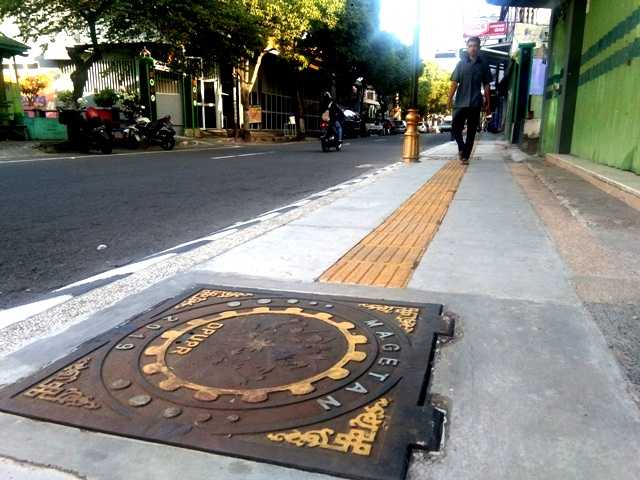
[
  {"xmin": 93, "ymin": 88, "xmax": 119, "ymax": 108},
  {"xmin": 118, "ymin": 89, "xmax": 142, "ymax": 116},
  {"xmin": 56, "ymin": 90, "xmax": 76, "ymax": 108}
]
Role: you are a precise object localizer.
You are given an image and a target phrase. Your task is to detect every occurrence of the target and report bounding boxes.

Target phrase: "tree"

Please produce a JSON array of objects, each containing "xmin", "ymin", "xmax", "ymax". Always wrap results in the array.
[
  {"xmin": 417, "ymin": 61, "xmax": 450, "ymax": 115},
  {"xmin": 0, "ymin": 0, "xmax": 265, "ymax": 103},
  {"xmin": 0, "ymin": 0, "xmax": 126, "ymax": 102},
  {"xmin": 302, "ymin": 0, "xmax": 414, "ymax": 114},
  {"xmin": 233, "ymin": 0, "xmax": 345, "ymax": 134}
]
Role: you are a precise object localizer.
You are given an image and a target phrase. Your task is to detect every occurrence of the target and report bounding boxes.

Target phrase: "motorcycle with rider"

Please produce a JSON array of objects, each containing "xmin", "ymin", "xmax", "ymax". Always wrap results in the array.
[{"xmin": 320, "ymin": 91, "xmax": 344, "ymax": 152}]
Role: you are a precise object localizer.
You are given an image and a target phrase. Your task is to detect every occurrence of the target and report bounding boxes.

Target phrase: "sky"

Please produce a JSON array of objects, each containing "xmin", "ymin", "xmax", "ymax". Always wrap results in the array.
[{"xmin": 379, "ymin": 0, "xmax": 502, "ymax": 59}]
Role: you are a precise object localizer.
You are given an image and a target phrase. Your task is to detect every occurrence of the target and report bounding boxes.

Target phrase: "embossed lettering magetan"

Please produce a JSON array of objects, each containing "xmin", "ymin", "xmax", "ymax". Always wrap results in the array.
[{"xmin": 358, "ymin": 303, "xmax": 419, "ymax": 334}]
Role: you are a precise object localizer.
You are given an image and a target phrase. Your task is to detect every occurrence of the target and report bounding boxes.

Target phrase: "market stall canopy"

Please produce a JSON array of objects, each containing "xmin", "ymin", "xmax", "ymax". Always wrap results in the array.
[
  {"xmin": 486, "ymin": 0, "xmax": 562, "ymax": 7},
  {"xmin": 0, "ymin": 33, "xmax": 29, "ymax": 59}
]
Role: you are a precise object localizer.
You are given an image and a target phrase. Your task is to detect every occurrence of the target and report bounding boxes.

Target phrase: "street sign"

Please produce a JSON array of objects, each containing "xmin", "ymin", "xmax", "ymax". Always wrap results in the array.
[
  {"xmin": 464, "ymin": 21, "xmax": 508, "ymax": 39},
  {"xmin": 0, "ymin": 287, "xmax": 452, "ymax": 480},
  {"xmin": 247, "ymin": 105, "xmax": 262, "ymax": 124}
]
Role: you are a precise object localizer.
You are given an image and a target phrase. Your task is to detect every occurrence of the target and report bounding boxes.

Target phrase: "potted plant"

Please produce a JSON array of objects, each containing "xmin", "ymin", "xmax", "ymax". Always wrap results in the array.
[
  {"xmin": 93, "ymin": 88, "xmax": 119, "ymax": 108},
  {"xmin": 55, "ymin": 90, "xmax": 77, "ymax": 109}
]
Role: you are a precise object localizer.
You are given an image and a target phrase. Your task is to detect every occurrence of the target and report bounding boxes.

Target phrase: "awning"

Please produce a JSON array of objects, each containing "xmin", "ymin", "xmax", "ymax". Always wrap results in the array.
[
  {"xmin": 0, "ymin": 33, "xmax": 29, "ymax": 59},
  {"xmin": 486, "ymin": 0, "xmax": 561, "ymax": 7}
]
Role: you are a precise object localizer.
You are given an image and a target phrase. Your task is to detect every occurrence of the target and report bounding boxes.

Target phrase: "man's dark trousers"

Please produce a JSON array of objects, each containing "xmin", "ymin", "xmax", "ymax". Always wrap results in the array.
[{"xmin": 452, "ymin": 107, "xmax": 481, "ymax": 160}]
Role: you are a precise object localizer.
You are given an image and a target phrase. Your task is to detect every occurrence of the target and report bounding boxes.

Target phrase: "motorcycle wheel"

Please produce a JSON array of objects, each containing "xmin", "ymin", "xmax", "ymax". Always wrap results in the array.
[
  {"xmin": 100, "ymin": 140, "xmax": 113, "ymax": 154},
  {"xmin": 161, "ymin": 136, "xmax": 176, "ymax": 150},
  {"xmin": 126, "ymin": 136, "xmax": 140, "ymax": 150}
]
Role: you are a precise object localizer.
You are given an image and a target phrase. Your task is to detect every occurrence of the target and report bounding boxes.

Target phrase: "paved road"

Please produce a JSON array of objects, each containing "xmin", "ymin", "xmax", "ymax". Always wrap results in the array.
[{"xmin": 0, "ymin": 133, "xmax": 451, "ymax": 309}]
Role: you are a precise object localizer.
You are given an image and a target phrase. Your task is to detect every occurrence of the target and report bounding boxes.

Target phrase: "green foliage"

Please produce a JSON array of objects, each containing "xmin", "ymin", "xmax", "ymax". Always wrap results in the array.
[
  {"xmin": 417, "ymin": 61, "xmax": 451, "ymax": 114},
  {"xmin": 107, "ymin": 0, "xmax": 267, "ymax": 71},
  {"xmin": 117, "ymin": 89, "xmax": 141, "ymax": 114},
  {"xmin": 302, "ymin": 0, "xmax": 414, "ymax": 104},
  {"xmin": 93, "ymin": 88, "xmax": 119, "ymax": 107},
  {"xmin": 56, "ymin": 90, "xmax": 76, "ymax": 108},
  {"xmin": 244, "ymin": 0, "xmax": 344, "ymax": 65}
]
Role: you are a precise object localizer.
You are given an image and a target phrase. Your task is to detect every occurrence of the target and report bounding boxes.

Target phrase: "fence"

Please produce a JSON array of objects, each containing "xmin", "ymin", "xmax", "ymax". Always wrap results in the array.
[
  {"xmin": 62, "ymin": 58, "xmax": 139, "ymax": 94},
  {"xmin": 248, "ymin": 91, "xmax": 321, "ymax": 132}
]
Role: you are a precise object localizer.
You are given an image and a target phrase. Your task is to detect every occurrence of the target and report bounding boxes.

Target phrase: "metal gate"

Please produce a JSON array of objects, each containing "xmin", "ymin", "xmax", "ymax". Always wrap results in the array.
[{"xmin": 156, "ymin": 71, "xmax": 184, "ymax": 134}]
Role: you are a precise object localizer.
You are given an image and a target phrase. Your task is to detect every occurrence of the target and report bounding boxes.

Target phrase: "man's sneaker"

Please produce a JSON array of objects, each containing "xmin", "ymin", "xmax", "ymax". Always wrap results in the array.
[
  {"xmin": 457, "ymin": 151, "xmax": 464, "ymax": 161},
  {"xmin": 462, "ymin": 158, "xmax": 470, "ymax": 165}
]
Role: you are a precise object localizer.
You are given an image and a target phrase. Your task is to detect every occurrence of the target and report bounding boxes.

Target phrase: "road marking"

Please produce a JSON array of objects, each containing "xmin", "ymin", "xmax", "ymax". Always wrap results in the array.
[
  {"xmin": 210, "ymin": 151, "xmax": 274, "ymax": 160},
  {"xmin": 256, "ymin": 212, "xmax": 281, "ymax": 222},
  {"xmin": 0, "ymin": 160, "xmax": 404, "ymax": 328},
  {"xmin": 54, "ymin": 253, "xmax": 177, "ymax": 292},
  {"xmin": 356, "ymin": 164, "xmax": 374, "ymax": 168},
  {"xmin": 0, "ymin": 146, "xmax": 244, "ymax": 165},
  {"xmin": 0, "ymin": 295, "xmax": 73, "ymax": 330}
]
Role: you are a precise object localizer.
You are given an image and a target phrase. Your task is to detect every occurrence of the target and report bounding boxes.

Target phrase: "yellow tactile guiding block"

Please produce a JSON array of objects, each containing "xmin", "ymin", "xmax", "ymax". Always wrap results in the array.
[{"xmin": 319, "ymin": 160, "xmax": 466, "ymax": 288}]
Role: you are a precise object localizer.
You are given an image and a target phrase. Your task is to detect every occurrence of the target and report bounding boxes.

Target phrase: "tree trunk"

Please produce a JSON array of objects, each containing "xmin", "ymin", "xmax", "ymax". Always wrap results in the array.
[
  {"xmin": 238, "ymin": 51, "xmax": 267, "ymax": 140},
  {"xmin": 67, "ymin": 20, "xmax": 102, "ymax": 105},
  {"xmin": 295, "ymin": 75, "xmax": 306, "ymax": 139}
]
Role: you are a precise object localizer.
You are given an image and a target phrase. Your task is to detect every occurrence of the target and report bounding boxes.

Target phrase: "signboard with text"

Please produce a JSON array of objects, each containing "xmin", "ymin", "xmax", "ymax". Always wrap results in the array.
[{"xmin": 463, "ymin": 21, "xmax": 508, "ymax": 39}]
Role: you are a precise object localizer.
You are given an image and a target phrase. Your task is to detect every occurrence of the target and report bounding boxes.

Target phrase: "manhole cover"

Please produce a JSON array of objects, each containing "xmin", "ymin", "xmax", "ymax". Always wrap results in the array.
[{"xmin": 0, "ymin": 286, "xmax": 453, "ymax": 480}]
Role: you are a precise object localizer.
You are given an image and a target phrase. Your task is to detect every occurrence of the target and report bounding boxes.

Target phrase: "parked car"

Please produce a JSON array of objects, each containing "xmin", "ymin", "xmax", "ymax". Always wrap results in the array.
[
  {"xmin": 392, "ymin": 120, "xmax": 407, "ymax": 134},
  {"xmin": 365, "ymin": 121, "xmax": 384, "ymax": 135},
  {"xmin": 438, "ymin": 119, "xmax": 453, "ymax": 133}
]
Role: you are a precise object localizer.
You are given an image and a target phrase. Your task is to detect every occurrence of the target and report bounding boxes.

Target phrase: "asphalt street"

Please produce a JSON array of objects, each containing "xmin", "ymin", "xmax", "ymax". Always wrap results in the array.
[{"xmin": 0, "ymin": 133, "xmax": 451, "ymax": 309}]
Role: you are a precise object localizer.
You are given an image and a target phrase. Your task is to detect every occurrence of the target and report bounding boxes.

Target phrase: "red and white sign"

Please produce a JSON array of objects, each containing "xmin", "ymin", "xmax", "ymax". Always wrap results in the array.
[{"xmin": 464, "ymin": 21, "xmax": 507, "ymax": 39}]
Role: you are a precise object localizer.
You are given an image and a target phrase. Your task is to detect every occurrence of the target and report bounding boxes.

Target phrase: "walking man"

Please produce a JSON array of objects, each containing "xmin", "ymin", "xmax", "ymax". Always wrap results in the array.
[{"xmin": 448, "ymin": 36, "xmax": 492, "ymax": 165}]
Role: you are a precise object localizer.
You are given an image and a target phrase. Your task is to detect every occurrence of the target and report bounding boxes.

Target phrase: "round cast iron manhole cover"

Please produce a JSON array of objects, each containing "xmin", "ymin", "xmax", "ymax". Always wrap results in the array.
[{"xmin": 100, "ymin": 301, "xmax": 399, "ymax": 434}]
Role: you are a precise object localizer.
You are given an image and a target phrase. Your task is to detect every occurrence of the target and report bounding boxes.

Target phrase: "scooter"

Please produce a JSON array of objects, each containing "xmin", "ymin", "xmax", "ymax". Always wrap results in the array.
[
  {"xmin": 133, "ymin": 115, "xmax": 176, "ymax": 150},
  {"xmin": 58, "ymin": 107, "xmax": 113, "ymax": 154},
  {"xmin": 320, "ymin": 120, "xmax": 342, "ymax": 152}
]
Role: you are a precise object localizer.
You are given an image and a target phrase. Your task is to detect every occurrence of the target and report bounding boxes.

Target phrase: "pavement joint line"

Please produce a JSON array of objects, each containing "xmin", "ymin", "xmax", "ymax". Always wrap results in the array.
[
  {"xmin": 319, "ymin": 160, "xmax": 466, "ymax": 288},
  {"xmin": 0, "ymin": 161, "xmax": 406, "ymax": 358}
]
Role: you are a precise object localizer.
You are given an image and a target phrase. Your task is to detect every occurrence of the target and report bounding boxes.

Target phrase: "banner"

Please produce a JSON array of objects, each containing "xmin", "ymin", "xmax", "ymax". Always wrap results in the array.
[{"xmin": 464, "ymin": 21, "xmax": 507, "ymax": 39}]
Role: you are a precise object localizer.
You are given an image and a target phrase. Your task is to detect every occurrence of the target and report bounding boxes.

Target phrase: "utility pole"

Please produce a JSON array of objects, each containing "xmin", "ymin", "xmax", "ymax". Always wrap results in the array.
[{"xmin": 402, "ymin": 0, "xmax": 421, "ymax": 163}]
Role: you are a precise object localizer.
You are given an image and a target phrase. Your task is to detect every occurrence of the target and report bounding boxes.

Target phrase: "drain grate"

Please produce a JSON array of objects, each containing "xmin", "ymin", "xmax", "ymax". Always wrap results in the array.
[{"xmin": 0, "ymin": 286, "xmax": 453, "ymax": 480}]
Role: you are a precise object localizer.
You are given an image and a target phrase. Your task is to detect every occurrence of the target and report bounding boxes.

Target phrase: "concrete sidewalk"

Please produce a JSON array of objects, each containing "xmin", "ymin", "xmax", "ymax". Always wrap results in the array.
[{"xmin": 0, "ymin": 138, "xmax": 639, "ymax": 479}]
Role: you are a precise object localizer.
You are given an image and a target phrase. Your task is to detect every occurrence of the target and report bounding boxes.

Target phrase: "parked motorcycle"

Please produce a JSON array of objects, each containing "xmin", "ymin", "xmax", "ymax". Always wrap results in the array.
[
  {"xmin": 133, "ymin": 115, "xmax": 176, "ymax": 150},
  {"xmin": 58, "ymin": 107, "xmax": 113, "ymax": 154},
  {"xmin": 320, "ymin": 120, "xmax": 342, "ymax": 152}
]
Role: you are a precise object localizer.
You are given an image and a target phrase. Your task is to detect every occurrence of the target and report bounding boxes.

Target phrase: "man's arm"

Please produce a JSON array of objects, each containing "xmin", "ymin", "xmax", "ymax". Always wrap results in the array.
[
  {"xmin": 448, "ymin": 62, "xmax": 461, "ymax": 110},
  {"xmin": 448, "ymin": 81, "xmax": 458, "ymax": 110}
]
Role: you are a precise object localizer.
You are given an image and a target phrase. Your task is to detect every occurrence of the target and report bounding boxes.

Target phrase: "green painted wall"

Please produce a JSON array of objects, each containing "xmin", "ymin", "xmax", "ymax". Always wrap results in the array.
[
  {"xmin": 530, "ymin": 95, "xmax": 544, "ymax": 119},
  {"xmin": 571, "ymin": 0, "xmax": 640, "ymax": 173},
  {"xmin": 541, "ymin": 10, "xmax": 569, "ymax": 154}
]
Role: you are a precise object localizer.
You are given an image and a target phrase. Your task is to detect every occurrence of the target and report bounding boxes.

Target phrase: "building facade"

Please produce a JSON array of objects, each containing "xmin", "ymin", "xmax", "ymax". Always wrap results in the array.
[{"xmin": 489, "ymin": 0, "xmax": 640, "ymax": 174}]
